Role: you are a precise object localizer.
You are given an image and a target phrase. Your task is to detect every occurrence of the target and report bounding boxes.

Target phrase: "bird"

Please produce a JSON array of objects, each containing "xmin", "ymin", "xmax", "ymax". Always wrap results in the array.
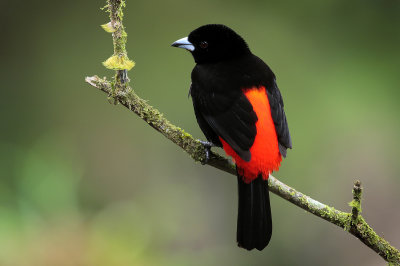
[{"xmin": 172, "ymin": 24, "xmax": 292, "ymax": 251}]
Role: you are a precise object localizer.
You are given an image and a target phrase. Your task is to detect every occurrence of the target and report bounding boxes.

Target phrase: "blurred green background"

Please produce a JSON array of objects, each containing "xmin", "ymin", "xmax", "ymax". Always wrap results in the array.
[{"xmin": 1, "ymin": 0, "xmax": 400, "ymax": 265}]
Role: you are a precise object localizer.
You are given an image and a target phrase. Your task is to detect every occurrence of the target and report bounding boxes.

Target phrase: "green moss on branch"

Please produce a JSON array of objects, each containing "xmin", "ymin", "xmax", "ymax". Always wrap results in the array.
[{"xmin": 102, "ymin": 0, "xmax": 134, "ymax": 72}]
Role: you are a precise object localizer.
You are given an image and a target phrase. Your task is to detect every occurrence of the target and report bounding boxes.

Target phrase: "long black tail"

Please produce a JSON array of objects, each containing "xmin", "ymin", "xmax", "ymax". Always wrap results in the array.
[{"xmin": 237, "ymin": 173, "xmax": 272, "ymax": 251}]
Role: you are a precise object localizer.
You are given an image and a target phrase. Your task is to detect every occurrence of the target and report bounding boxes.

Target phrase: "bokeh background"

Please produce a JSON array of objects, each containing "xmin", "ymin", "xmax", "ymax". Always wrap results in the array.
[{"xmin": 1, "ymin": 0, "xmax": 400, "ymax": 265}]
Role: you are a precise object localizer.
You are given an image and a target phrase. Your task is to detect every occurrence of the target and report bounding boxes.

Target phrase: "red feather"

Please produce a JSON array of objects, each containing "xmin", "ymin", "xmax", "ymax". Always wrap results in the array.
[{"xmin": 220, "ymin": 86, "xmax": 282, "ymax": 183}]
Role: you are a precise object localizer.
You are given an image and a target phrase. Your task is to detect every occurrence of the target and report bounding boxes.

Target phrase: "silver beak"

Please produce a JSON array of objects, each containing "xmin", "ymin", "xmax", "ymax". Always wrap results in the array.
[{"xmin": 171, "ymin": 37, "xmax": 195, "ymax": 51}]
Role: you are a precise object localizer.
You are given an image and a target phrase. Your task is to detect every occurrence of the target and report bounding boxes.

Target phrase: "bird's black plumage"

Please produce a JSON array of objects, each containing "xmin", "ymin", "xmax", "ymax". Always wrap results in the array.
[
  {"xmin": 237, "ymin": 173, "xmax": 272, "ymax": 250},
  {"xmin": 190, "ymin": 50, "xmax": 291, "ymax": 159},
  {"xmin": 172, "ymin": 24, "xmax": 291, "ymax": 250}
]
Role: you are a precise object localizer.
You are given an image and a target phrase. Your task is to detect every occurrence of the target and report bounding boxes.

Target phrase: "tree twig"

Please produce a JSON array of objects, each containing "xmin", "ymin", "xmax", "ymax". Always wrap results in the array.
[{"xmin": 86, "ymin": 1, "xmax": 400, "ymax": 264}]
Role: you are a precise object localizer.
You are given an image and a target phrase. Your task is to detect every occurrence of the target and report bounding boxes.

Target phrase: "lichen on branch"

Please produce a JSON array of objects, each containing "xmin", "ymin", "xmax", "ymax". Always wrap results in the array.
[{"xmin": 102, "ymin": 0, "xmax": 134, "ymax": 71}]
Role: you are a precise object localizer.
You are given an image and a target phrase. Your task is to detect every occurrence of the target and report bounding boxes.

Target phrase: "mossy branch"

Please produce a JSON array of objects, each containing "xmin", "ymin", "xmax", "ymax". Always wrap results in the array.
[
  {"xmin": 85, "ymin": 76, "xmax": 400, "ymax": 264},
  {"xmin": 102, "ymin": 0, "xmax": 134, "ymax": 96},
  {"xmin": 86, "ymin": 0, "xmax": 400, "ymax": 264}
]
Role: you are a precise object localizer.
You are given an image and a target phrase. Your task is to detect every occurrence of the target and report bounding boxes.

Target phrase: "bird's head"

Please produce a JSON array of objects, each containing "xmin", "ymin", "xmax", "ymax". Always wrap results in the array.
[{"xmin": 172, "ymin": 24, "xmax": 250, "ymax": 64}]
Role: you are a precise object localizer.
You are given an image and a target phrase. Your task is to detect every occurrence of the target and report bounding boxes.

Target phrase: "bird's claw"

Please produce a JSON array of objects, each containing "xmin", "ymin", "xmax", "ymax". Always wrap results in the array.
[{"xmin": 199, "ymin": 140, "xmax": 215, "ymax": 165}]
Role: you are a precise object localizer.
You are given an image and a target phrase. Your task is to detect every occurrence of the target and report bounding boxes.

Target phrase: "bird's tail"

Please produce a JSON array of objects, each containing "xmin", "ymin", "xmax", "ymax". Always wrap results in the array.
[{"xmin": 236, "ymin": 172, "xmax": 272, "ymax": 251}]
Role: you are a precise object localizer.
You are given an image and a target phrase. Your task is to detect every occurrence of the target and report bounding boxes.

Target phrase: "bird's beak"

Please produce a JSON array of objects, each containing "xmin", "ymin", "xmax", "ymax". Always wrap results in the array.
[{"xmin": 171, "ymin": 37, "xmax": 195, "ymax": 51}]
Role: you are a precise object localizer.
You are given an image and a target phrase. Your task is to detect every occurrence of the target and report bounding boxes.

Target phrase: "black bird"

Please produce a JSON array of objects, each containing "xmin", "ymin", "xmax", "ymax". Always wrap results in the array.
[{"xmin": 172, "ymin": 24, "xmax": 292, "ymax": 251}]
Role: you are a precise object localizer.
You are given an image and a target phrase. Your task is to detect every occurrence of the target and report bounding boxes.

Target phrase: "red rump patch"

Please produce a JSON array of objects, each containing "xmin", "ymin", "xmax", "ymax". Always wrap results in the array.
[{"xmin": 220, "ymin": 86, "xmax": 282, "ymax": 183}]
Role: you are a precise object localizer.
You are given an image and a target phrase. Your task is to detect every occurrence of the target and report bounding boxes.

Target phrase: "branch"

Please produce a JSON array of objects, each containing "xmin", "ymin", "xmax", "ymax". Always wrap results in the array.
[{"xmin": 86, "ymin": 1, "xmax": 400, "ymax": 264}]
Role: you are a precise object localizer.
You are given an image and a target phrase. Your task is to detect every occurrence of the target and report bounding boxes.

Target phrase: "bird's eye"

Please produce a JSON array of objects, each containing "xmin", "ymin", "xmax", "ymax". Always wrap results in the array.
[{"xmin": 199, "ymin": 41, "xmax": 208, "ymax": 49}]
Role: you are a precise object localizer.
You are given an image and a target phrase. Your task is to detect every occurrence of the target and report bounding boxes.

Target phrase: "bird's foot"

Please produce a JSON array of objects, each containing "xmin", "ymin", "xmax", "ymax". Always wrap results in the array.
[{"xmin": 198, "ymin": 140, "xmax": 216, "ymax": 165}]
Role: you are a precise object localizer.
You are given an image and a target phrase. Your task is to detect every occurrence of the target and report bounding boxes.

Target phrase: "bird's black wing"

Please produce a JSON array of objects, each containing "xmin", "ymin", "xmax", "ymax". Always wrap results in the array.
[
  {"xmin": 191, "ymin": 85, "xmax": 258, "ymax": 162},
  {"xmin": 266, "ymin": 81, "xmax": 292, "ymax": 157}
]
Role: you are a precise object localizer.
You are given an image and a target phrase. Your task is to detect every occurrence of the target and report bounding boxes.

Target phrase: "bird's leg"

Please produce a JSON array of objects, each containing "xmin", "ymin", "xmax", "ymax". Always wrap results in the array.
[{"xmin": 198, "ymin": 140, "xmax": 216, "ymax": 165}]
